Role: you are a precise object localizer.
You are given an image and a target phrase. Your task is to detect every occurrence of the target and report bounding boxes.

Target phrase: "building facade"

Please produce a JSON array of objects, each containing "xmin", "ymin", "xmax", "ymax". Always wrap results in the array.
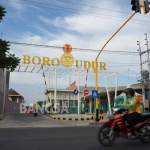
[
  {"xmin": 8, "ymin": 88, "xmax": 24, "ymax": 103},
  {"xmin": 47, "ymin": 82, "xmax": 144, "ymax": 114}
]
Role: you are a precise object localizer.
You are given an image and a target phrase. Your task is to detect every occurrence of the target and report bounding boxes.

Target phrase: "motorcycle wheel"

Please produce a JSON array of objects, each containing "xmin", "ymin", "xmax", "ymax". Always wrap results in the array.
[
  {"xmin": 140, "ymin": 134, "xmax": 150, "ymax": 143},
  {"xmin": 97, "ymin": 126, "xmax": 116, "ymax": 146}
]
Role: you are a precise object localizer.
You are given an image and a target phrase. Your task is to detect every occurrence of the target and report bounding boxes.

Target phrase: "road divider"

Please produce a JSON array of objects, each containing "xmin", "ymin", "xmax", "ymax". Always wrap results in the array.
[{"xmin": 45, "ymin": 114, "xmax": 91, "ymax": 121}]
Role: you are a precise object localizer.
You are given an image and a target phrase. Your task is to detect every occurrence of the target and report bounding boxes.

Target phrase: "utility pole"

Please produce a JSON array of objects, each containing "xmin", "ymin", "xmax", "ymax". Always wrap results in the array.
[
  {"xmin": 137, "ymin": 41, "xmax": 145, "ymax": 107},
  {"xmin": 128, "ymin": 69, "xmax": 130, "ymax": 87},
  {"xmin": 145, "ymin": 33, "xmax": 150, "ymax": 80},
  {"xmin": 49, "ymin": 73, "xmax": 50, "ymax": 89},
  {"xmin": 68, "ymin": 74, "xmax": 71, "ymax": 108},
  {"xmin": 2, "ymin": 68, "xmax": 6, "ymax": 114}
]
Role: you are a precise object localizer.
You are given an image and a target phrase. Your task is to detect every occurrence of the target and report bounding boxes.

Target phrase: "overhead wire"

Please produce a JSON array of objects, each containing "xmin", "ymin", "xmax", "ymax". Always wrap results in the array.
[
  {"xmin": 16, "ymin": 0, "xmax": 150, "ymax": 23},
  {"xmin": 16, "ymin": 0, "xmax": 150, "ymax": 20},
  {"xmin": 57, "ymin": 0, "xmax": 150, "ymax": 19},
  {"xmin": 9, "ymin": 41, "xmax": 140, "ymax": 56},
  {"xmin": 5, "ymin": 0, "xmax": 150, "ymax": 26}
]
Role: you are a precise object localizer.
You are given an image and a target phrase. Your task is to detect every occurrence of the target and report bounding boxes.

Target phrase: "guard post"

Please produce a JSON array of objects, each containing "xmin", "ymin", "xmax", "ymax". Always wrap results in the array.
[
  {"xmin": 99, "ymin": 109, "xmax": 104, "ymax": 123},
  {"xmin": 91, "ymin": 113, "xmax": 94, "ymax": 123}
]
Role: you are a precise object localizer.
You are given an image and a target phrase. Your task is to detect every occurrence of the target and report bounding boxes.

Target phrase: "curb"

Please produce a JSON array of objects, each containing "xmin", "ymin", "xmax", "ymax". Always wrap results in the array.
[
  {"xmin": 45, "ymin": 114, "xmax": 91, "ymax": 121},
  {"xmin": 0, "ymin": 113, "xmax": 11, "ymax": 121},
  {"xmin": 89, "ymin": 122, "xmax": 101, "ymax": 125}
]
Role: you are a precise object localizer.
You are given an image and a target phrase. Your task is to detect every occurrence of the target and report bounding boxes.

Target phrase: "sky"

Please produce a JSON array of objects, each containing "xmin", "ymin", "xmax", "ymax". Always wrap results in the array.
[{"xmin": 1, "ymin": 0, "xmax": 150, "ymax": 104}]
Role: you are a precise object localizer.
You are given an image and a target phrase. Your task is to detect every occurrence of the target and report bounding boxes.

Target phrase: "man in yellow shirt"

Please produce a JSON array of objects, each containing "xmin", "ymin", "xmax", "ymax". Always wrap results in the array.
[
  {"xmin": 122, "ymin": 88, "xmax": 142, "ymax": 139},
  {"xmin": 33, "ymin": 103, "xmax": 38, "ymax": 113}
]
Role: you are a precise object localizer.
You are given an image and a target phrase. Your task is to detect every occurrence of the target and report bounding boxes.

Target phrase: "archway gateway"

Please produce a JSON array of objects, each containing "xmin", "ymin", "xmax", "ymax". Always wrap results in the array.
[
  {"xmin": 13, "ymin": 44, "xmax": 118, "ymax": 114},
  {"xmin": 14, "ymin": 65, "xmax": 118, "ymax": 114}
]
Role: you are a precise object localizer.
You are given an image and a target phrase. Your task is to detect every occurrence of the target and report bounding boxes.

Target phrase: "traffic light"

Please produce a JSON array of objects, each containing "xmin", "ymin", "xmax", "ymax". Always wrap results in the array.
[
  {"xmin": 131, "ymin": 0, "xmax": 141, "ymax": 13},
  {"xmin": 142, "ymin": 0, "xmax": 150, "ymax": 14}
]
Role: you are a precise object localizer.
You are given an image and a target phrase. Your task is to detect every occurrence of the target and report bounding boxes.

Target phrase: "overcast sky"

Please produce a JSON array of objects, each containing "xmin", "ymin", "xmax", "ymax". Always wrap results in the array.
[{"xmin": 1, "ymin": 0, "xmax": 150, "ymax": 104}]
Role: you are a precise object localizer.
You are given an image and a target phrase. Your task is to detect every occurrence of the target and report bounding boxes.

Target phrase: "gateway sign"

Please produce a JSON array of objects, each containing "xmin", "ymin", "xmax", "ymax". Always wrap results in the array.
[{"xmin": 22, "ymin": 44, "xmax": 107, "ymax": 70}]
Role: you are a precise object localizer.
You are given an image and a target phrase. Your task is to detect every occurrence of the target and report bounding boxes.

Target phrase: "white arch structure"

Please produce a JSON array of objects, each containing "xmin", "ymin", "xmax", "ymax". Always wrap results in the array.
[{"xmin": 14, "ymin": 64, "xmax": 118, "ymax": 114}]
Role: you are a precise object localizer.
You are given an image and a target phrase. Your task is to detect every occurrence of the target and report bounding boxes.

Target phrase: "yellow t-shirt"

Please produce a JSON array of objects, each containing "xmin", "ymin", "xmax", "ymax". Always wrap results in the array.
[
  {"xmin": 128, "ymin": 98, "xmax": 142, "ymax": 114},
  {"xmin": 33, "ymin": 104, "xmax": 38, "ymax": 110}
]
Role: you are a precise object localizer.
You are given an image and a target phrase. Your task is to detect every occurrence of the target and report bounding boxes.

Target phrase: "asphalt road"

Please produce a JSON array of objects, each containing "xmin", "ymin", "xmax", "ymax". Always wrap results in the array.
[
  {"xmin": 0, "ymin": 127, "xmax": 150, "ymax": 150},
  {"xmin": 0, "ymin": 114, "xmax": 150, "ymax": 150}
]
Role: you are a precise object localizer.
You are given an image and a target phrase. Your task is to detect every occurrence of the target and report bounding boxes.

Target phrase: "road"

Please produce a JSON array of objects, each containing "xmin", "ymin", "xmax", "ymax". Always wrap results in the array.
[
  {"xmin": 0, "ymin": 113, "xmax": 90, "ymax": 128},
  {"xmin": 0, "ymin": 127, "xmax": 150, "ymax": 150},
  {"xmin": 0, "ymin": 114, "xmax": 150, "ymax": 150}
]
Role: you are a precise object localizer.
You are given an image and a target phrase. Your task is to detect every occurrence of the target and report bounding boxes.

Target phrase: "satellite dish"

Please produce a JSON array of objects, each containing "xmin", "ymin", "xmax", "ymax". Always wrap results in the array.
[{"xmin": 141, "ymin": 70, "xmax": 149, "ymax": 80}]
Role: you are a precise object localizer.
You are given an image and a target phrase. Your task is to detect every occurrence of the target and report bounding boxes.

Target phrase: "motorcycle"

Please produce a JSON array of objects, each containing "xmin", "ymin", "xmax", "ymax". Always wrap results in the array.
[
  {"xmin": 34, "ymin": 109, "xmax": 38, "ymax": 117},
  {"xmin": 34, "ymin": 113, "xmax": 38, "ymax": 116},
  {"xmin": 97, "ymin": 109, "xmax": 150, "ymax": 146}
]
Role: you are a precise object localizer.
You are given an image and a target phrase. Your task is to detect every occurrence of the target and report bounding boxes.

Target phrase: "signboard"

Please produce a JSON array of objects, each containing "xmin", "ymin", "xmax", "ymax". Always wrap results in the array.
[
  {"xmin": 84, "ymin": 89, "xmax": 89, "ymax": 95},
  {"xmin": 92, "ymin": 90, "xmax": 98, "ymax": 98},
  {"xmin": 23, "ymin": 44, "xmax": 107, "ymax": 70},
  {"xmin": 73, "ymin": 89, "xmax": 78, "ymax": 95}
]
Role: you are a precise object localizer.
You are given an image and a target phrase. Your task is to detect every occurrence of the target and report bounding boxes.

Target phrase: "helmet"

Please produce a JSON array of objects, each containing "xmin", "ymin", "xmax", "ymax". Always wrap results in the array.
[{"xmin": 123, "ymin": 88, "xmax": 135, "ymax": 96}]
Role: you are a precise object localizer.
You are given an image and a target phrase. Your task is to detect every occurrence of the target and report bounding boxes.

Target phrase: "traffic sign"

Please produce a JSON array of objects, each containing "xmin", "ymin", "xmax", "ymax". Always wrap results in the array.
[
  {"xmin": 84, "ymin": 89, "xmax": 89, "ymax": 95},
  {"xmin": 73, "ymin": 89, "xmax": 78, "ymax": 95},
  {"xmin": 92, "ymin": 90, "xmax": 98, "ymax": 98}
]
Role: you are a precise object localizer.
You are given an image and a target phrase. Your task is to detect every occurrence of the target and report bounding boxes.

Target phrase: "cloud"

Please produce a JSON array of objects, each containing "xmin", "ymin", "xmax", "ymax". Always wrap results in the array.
[
  {"xmin": 38, "ymin": 15, "xmax": 53, "ymax": 24},
  {"xmin": 10, "ymin": 72, "xmax": 43, "ymax": 85},
  {"xmin": 6, "ymin": 0, "xmax": 24, "ymax": 10},
  {"xmin": 8, "ymin": 0, "xmax": 150, "ymax": 88}
]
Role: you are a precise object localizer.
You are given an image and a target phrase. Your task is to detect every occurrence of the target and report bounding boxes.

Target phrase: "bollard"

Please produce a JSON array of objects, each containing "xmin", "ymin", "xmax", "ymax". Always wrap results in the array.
[
  {"xmin": 91, "ymin": 113, "xmax": 94, "ymax": 122},
  {"xmin": 99, "ymin": 109, "xmax": 104, "ymax": 123}
]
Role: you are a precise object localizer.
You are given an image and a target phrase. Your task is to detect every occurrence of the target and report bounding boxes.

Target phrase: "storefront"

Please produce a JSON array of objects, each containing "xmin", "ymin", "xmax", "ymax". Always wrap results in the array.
[{"xmin": 44, "ymin": 83, "xmax": 143, "ymax": 114}]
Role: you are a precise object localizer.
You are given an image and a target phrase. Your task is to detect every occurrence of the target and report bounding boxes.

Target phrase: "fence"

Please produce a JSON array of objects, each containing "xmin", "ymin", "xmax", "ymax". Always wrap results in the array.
[
  {"xmin": 0, "ymin": 69, "xmax": 4, "ymax": 114},
  {"xmin": 0, "ymin": 69, "xmax": 20, "ymax": 114},
  {"xmin": 4, "ymin": 95, "xmax": 20, "ymax": 113}
]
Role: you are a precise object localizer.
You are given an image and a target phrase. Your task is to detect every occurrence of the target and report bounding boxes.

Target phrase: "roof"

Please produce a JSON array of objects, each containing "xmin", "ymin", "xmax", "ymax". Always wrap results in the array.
[
  {"xmin": 48, "ymin": 89, "xmax": 74, "ymax": 92},
  {"xmin": 14, "ymin": 64, "xmax": 117, "ymax": 78},
  {"xmin": 9, "ymin": 88, "xmax": 24, "ymax": 98},
  {"xmin": 47, "ymin": 83, "xmax": 142, "ymax": 96}
]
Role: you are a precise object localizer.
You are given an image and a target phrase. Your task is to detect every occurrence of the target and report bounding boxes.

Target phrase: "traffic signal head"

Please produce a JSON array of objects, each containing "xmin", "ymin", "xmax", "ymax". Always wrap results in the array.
[
  {"xmin": 131, "ymin": 0, "xmax": 141, "ymax": 13},
  {"xmin": 143, "ymin": 0, "xmax": 150, "ymax": 14}
]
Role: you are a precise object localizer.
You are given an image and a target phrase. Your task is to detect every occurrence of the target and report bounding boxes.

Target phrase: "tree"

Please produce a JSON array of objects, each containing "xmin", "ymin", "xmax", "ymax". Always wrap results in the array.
[
  {"xmin": 37, "ymin": 101, "xmax": 44, "ymax": 107},
  {"xmin": 0, "ymin": 5, "xmax": 6, "ymax": 22},
  {"xmin": 0, "ymin": 5, "xmax": 20, "ymax": 71}
]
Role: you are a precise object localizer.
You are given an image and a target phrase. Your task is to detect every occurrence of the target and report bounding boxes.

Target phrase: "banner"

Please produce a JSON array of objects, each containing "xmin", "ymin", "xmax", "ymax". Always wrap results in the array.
[{"xmin": 114, "ymin": 96, "xmax": 136, "ymax": 110}]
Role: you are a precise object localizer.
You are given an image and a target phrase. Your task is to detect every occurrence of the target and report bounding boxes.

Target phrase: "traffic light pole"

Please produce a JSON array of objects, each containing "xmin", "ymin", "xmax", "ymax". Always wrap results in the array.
[{"xmin": 94, "ymin": 12, "xmax": 136, "ymax": 122}]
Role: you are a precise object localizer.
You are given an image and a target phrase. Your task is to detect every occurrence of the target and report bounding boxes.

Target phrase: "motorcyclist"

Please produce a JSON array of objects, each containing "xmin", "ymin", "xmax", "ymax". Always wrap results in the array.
[
  {"xmin": 33, "ymin": 103, "xmax": 38, "ymax": 114},
  {"xmin": 122, "ymin": 88, "xmax": 142, "ymax": 139}
]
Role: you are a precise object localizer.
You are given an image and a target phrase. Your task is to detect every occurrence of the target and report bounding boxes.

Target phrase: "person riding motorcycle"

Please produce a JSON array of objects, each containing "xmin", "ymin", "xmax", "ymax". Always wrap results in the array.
[
  {"xmin": 122, "ymin": 88, "xmax": 142, "ymax": 139},
  {"xmin": 33, "ymin": 103, "xmax": 38, "ymax": 114}
]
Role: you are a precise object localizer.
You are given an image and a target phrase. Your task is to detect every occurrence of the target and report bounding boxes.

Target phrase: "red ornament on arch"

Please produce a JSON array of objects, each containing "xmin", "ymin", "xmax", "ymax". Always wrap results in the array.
[{"xmin": 63, "ymin": 44, "xmax": 72, "ymax": 53}]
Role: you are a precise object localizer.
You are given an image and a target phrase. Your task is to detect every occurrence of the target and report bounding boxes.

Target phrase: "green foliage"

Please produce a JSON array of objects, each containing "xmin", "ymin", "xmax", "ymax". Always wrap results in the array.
[
  {"xmin": 0, "ymin": 5, "xmax": 7, "ymax": 22},
  {"xmin": 0, "ymin": 39, "xmax": 21, "ymax": 71},
  {"xmin": 37, "ymin": 101, "xmax": 44, "ymax": 107},
  {"xmin": 0, "ymin": 5, "xmax": 21, "ymax": 71}
]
